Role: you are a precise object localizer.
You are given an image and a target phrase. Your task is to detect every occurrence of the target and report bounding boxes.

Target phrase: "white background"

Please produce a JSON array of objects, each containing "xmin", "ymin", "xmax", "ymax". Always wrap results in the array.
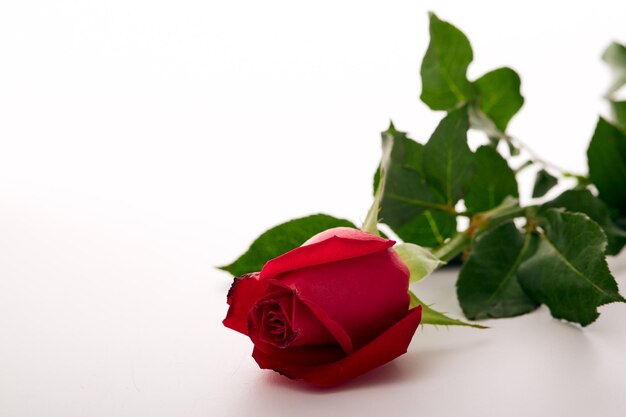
[{"xmin": 1, "ymin": 1, "xmax": 626, "ymax": 416}]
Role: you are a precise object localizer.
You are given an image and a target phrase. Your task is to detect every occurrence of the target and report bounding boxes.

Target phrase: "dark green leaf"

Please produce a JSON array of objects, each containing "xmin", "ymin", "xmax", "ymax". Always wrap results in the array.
[
  {"xmin": 380, "ymin": 160, "xmax": 442, "ymax": 228},
  {"xmin": 373, "ymin": 123, "xmax": 423, "ymax": 194},
  {"xmin": 532, "ymin": 169, "xmax": 559, "ymax": 198},
  {"xmin": 392, "ymin": 210, "xmax": 457, "ymax": 248},
  {"xmin": 587, "ymin": 117, "xmax": 626, "ymax": 216},
  {"xmin": 610, "ymin": 100, "xmax": 626, "ymax": 130},
  {"xmin": 474, "ymin": 67, "xmax": 524, "ymax": 132},
  {"xmin": 409, "ymin": 291, "xmax": 486, "ymax": 328},
  {"xmin": 464, "ymin": 146, "xmax": 518, "ymax": 213},
  {"xmin": 420, "ymin": 12, "xmax": 474, "ymax": 110},
  {"xmin": 542, "ymin": 189, "xmax": 626, "ymax": 255},
  {"xmin": 457, "ymin": 222, "xmax": 539, "ymax": 320},
  {"xmin": 423, "ymin": 107, "xmax": 475, "ymax": 205},
  {"xmin": 219, "ymin": 214, "xmax": 355, "ymax": 276},
  {"xmin": 602, "ymin": 42, "xmax": 626, "ymax": 96},
  {"xmin": 518, "ymin": 209, "xmax": 625, "ymax": 326},
  {"xmin": 388, "ymin": 126, "xmax": 425, "ymax": 175},
  {"xmin": 377, "ymin": 124, "xmax": 457, "ymax": 246}
]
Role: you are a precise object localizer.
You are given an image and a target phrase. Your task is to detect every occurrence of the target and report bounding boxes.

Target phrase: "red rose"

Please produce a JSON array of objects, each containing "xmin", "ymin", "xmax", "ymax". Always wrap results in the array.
[{"xmin": 223, "ymin": 227, "xmax": 422, "ymax": 386}]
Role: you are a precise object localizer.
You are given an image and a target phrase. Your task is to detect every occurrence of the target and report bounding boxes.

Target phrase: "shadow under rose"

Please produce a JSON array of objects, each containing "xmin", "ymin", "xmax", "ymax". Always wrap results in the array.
[{"xmin": 260, "ymin": 335, "xmax": 488, "ymax": 394}]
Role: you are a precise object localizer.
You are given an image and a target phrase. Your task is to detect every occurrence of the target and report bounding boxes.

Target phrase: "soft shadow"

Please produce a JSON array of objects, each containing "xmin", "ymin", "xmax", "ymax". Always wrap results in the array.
[
  {"xmin": 261, "ymin": 336, "xmax": 487, "ymax": 394},
  {"xmin": 262, "ymin": 361, "xmax": 407, "ymax": 394}
]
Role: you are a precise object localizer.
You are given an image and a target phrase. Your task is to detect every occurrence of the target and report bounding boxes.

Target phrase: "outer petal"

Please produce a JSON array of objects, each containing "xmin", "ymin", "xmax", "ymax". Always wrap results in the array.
[
  {"xmin": 223, "ymin": 273, "xmax": 269, "ymax": 335},
  {"xmin": 252, "ymin": 305, "xmax": 422, "ymax": 387},
  {"xmin": 302, "ymin": 227, "xmax": 388, "ymax": 246},
  {"xmin": 279, "ymin": 249, "xmax": 410, "ymax": 349},
  {"xmin": 259, "ymin": 228, "xmax": 394, "ymax": 280}
]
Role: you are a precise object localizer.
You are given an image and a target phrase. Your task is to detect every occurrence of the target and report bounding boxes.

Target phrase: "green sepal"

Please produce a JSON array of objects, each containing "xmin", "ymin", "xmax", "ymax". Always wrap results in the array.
[
  {"xmin": 409, "ymin": 291, "xmax": 487, "ymax": 329},
  {"xmin": 394, "ymin": 243, "xmax": 444, "ymax": 283}
]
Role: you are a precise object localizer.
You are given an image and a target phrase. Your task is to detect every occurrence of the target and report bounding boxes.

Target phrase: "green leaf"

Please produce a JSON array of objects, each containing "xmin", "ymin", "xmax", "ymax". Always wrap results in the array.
[
  {"xmin": 457, "ymin": 222, "xmax": 539, "ymax": 320},
  {"xmin": 423, "ymin": 107, "xmax": 475, "ymax": 205},
  {"xmin": 464, "ymin": 146, "xmax": 518, "ymax": 213},
  {"xmin": 587, "ymin": 117, "xmax": 626, "ymax": 216},
  {"xmin": 387, "ymin": 123, "xmax": 425, "ymax": 175},
  {"xmin": 365, "ymin": 122, "xmax": 427, "ymax": 235},
  {"xmin": 518, "ymin": 209, "xmax": 625, "ymax": 326},
  {"xmin": 532, "ymin": 169, "xmax": 559, "ymax": 198},
  {"xmin": 409, "ymin": 291, "xmax": 487, "ymax": 329},
  {"xmin": 380, "ymin": 160, "xmax": 442, "ymax": 228},
  {"xmin": 602, "ymin": 42, "xmax": 626, "ymax": 96},
  {"xmin": 420, "ymin": 12, "xmax": 474, "ymax": 110},
  {"xmin": 393, "ymin": 210, "xmax": 457, "ymax": 248},
  {"xmin": 542, "ymin": 189, "xmax": 626, "ymax": 255},
  {"xmin": 610, "ymin": 100, "xmax": 626, "ymax": 130},
  {"xmin": 474, "ymin": 67, "xmax": 524, "ymax": 132},
  {"xmin": 376, "ymin": 124, "xmax": 458, "ymax": 246},
  {"xmin": 394, "ymin": 243, "xmax": 444, "ymax": 283},
  {"xmin": 219, "ymin": 214, "xmax": 356, "ymax": 276}
]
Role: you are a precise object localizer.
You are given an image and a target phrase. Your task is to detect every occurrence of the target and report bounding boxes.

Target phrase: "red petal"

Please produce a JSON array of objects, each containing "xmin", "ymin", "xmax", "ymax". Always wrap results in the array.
[
  {"xmin": 223, "ymin": 274, "xmax": 269, "ymax": 335},
  {"xmin": 297, "ymin": 297, "xmax": 354, "ymax": 354},
  {"xmin": 302, "ymin": 227, "xmax": 389, "ymax": 246},
  {"xmin": 252, "ymin": 305, "xmax": 422, "ymax": 387},
  {"xmin": 259, "ymin": 228, "xmax": 394, "ymax": 280},
  {"xmin": 279, "ymin": 249, "xmax": 410, "ymax": 349}
]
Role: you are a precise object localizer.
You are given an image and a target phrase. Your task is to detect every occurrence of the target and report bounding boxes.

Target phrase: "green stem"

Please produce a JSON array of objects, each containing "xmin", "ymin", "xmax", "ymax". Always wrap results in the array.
[
  {"xmin": 431, "ymin": 198, "xmax": 533, "ymax": 263},
  {"xmin": 431, "ymin": 232, "xmax": 471, "ymax": 262}
]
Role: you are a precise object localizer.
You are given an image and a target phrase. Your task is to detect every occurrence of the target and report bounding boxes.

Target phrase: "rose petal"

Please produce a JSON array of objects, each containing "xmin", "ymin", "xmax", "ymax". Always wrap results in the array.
[
  {"xmin": 259, "ymin": 229, "xmax": 394, "ymax": 280},
  {"xmin": 297, "ymin": 297, "xmax": 354, "ymax": 354},
  {"xmin": 302, "ymin": 227, "xmax": 389, "ymax": 246},
  {"xmin": 252, "ymin": 305, "xmax": 422, "ymax": 387},
  {"xmin": 223, "ymin": 273, "xmax": 269, "ymax": 335},
  {"xmin": 251, "ymin": 340, "xmax": 346, "ymax": 367},
  {"xmin": 289, "ymin": 297, "xmax": 342, "ymax": 348},
  {"xmin": 279, "ymin": 249, "xmax": 410, "ymax": 349}
]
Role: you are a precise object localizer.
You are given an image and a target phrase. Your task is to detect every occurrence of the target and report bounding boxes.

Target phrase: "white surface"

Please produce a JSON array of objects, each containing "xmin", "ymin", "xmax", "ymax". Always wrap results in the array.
[{"xmin": 1, "ymin": 1, "xmax": 626, "ymax": 416}]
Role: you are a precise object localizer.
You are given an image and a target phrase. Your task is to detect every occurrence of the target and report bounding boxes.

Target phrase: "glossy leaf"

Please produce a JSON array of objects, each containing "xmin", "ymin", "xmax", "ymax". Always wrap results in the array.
[
  {"xmin": 423, "ymin": 107, "xmax": 475, "ymax": 205},
  {"xmin": 420, "ymin": 12, "xmax": 474, "ymax": 110},
  {"xmin": 474, "ymin": 67, "xmax": 524, "ymax": 132},
  {"xmin": 377, "ymin": 125, "xmax": 458, "ymax": 247},
  {"xmin": 542, "ymin": 189, "xmax": 626, "ymax": 255},
  {"xmin": 219, "ymin": 214, "xmax": 355, "ymax": 276},
  {"xmin": 393, "ymin": 210, "xmax": 457, "ymax": 248},
  {"xmin": 518, "ymin": 209, "xmax": 625, "ymax": 326},
  {"xmin": 457, "ymin": 222, "xmax": 539, "ymax": 320},
  {"xmin": 587, "ymin": 117, "xmax": 626, "ymax": 216},
  {"xmin": 532, "ymin": 169, "xmax": 558, "ymax": 198},
  {"xmin": 464, "ymin": 146, "xmax": 518, "ymax": 213}
]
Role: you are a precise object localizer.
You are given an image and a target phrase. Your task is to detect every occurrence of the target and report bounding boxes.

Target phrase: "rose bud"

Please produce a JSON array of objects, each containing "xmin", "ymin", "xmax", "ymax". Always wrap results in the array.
[{"xmin": 223, "ymin": 227, "xmax": 422, "ymax": 387}]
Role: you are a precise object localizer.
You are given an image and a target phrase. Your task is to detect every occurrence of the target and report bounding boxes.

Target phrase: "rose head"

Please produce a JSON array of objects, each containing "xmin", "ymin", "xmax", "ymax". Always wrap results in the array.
[{"xmin": 223, "ymin": 227, "xmax": 422, "ymax": 386}]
